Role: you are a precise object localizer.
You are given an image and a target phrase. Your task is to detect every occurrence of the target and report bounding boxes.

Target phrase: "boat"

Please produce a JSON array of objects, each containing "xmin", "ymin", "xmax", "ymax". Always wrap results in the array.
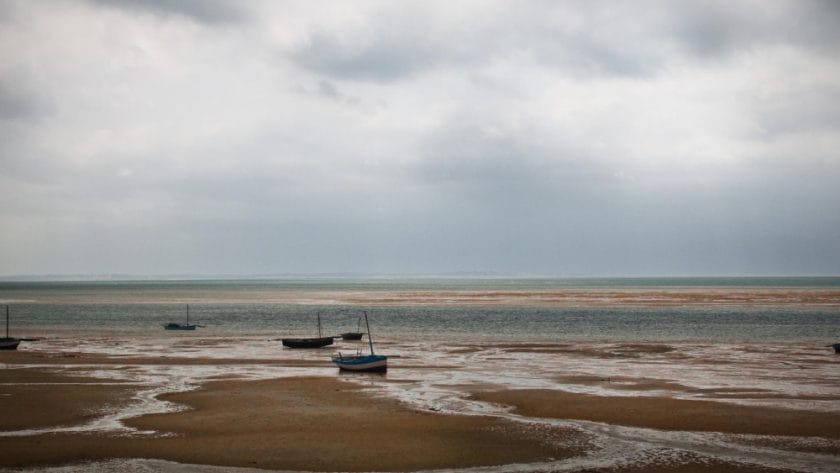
[
  {"xmin": 332, "ymin": 311, "xmax": 387, "ymax": 372},
  {"xmin": 1, "ymin": 305, "xmax": 21, "ymax": 350},
  {"xmin": 282, "ymin": 312, "xmax": 334, "ymax": 348},
  {"xmin": 340, "ymin": 315, "xmax": 364, "ymax": 340},
  {"xmin": 164, "ymin": 304, "xmax": 197, "ymax": 330},
  {"xmin": 833, "ymin": 343, "xmax": 840, "ymax": 354}
]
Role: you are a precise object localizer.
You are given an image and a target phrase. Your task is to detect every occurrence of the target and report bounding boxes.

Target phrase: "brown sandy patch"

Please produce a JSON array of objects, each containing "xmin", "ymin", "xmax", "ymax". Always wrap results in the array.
[
  {"xmin": 337, "ymin": 288, "xmax": 840, "ymax": 307},
  {"xmin": 0, "ymin": 368, "xmax": 138, "ymax": 431},
  {"xmin": 0, "ymin": 377, "xmax": 587, "ymax": 471},
  {"xmin": 554, "ymin": 375, "xmax": 840, "ymax": 403},
  {"xmin": 471, "ymin": 389, "xmax": 840, "ymax": 440},
  {"xmin": 505, "ymin": 343, "xmax": 675, "ymax": 358},
  {"xmin": 12, "ymin": 287, "xmax": 840, "ymax": 307},
  {"xmin": 556, "ymin": 375, "xmax": 695, "ymax": 392},
  {"xmin": 0, "ymin": 350, "xmax": 329, "ymax": 367},
  {"xmin": 577, "ymin": 452, "xmax": 798, "ymax": 473}
]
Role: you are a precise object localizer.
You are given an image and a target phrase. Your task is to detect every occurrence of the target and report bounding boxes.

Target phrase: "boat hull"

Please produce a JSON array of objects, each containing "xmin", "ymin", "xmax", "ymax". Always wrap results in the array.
[
  {"xmin": 332, "ymin": 354, "xmax": 387, "ymax": 372},
  {"xmin": 340, "ymin": 332, "xmax": 364, "ymax": 340},
  {"xmin": 282, "ymin": 337, "xmax": 334, "ymax": 349},
  {"xmin": 833, "ymin": 343, "xmax": 840, "ymax": 354},
  {"xmin": 163, "ymin": 324, "xmax": 196, "ymax": 330},
  {"xmin": 0, "ymin": 337, "xmax": 20, "ymax": 350}
]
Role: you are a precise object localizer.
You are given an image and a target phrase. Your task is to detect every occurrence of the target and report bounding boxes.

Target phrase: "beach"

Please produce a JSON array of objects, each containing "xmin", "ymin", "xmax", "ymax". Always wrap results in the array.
[
  {"xmin": 2, "ymin": 338, "xmax": 839, "ymax": 472},
  {"xmin": 1, "ymin": 280, "xmax": 840, "ymax": 472}
]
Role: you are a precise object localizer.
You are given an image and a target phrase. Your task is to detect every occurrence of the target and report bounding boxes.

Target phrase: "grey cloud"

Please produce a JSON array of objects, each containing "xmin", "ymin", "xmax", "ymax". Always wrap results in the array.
[
  {"xmin": 750, "ymin": 85, "xmax": 840, "ymax": 137},
  {"xmin": 671, "ymin": 0, "xmax": 840, "ymax": 58},
  {"xmin": 90, "ymin": 0, "xmax": 247, "ymax": 25},
  {"xmin": 410, "ymin": 119, "xmax": 619, "ymax": 228},
  {"xmin": 288, "ymin": 5, "xmax": 660, "ymax": 81},
  {"xmin": 0, "ymin": 79, "xmax": 52, "ymax": 121},
  {"xmin": 285, "ymin": 3, "xmax": 680, "ymax": 82},
  {"xmin": 292, "ymin": 29, "xmax": 444, "ymax": 82}
]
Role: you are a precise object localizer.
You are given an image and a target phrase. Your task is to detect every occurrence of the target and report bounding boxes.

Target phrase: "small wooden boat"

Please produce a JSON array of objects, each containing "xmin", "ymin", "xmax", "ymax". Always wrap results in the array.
[
  {"xmin": 340, "ymin": 315, "xmax": 364, "ymax": 340},
  {"xmin": 1, "ymin": 306, "xmax": 21, "ymax": 350},
  {"xmin": 282, "ymin": 312, "xmax": 334, "ymax": 349},
  {"xmin": 332, "ymin": 311, "xmax": 387, "ymax": 372},
  {"xmin": 164, "ymin": 304, "xmax": 197, "ymax": 330}
]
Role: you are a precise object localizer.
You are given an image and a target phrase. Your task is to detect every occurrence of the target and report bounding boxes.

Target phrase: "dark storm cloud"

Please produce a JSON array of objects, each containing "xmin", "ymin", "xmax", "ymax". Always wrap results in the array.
[{"xmin": 90, "ymin": 0, "xmax": 247, "ymax": 24}]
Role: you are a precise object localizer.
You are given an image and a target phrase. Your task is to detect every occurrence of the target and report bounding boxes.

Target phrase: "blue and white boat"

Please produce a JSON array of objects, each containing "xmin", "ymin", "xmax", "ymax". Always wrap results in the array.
[{"xmin": 332, "ymin": 311, "xmax": 387, "ymax": 372}]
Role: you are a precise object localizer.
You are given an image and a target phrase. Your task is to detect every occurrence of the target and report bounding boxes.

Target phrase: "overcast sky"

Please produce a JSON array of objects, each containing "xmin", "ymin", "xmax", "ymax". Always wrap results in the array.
[{"xmin": 1, "ymin": 0, "xmax": 839, "ymax": 277}]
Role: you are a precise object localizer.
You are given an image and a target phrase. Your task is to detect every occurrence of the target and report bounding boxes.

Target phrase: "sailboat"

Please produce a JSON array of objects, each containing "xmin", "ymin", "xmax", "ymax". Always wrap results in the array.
[
  {"xmin": 1, "ymin": 305, "xmax": 21, "ymax": 350},
  {"xmin": 332, "ymin": 311, "xmax": 387, "ymax": 372},
  {"xmin": 163, "ymin": 304, "xmax": 197, "ymax": 330},
  {"xmin": 282, "ymin": 311, "xmax": 334, "ymax": 348},
  {"xmin": 340, "ymin": 315, "xmax": 364, "ymax": 340}
]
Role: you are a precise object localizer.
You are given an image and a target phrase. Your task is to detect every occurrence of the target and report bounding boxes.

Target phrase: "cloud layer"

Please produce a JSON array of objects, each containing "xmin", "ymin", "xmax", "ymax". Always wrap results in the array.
[{"xmin": 1, "ymin": 0, "xmax": 839, "ymax": 276}]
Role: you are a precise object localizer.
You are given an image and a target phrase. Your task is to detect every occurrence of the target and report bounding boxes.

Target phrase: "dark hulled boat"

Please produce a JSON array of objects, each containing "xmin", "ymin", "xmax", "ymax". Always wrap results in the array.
[
  {"xmin": 1, "ymin": 306, "xmax": 20, "ymax": 350},
  {"xmin": 282, "ymin": 312, "xmax": 334, "ymax": 349},
  {"xmin": 164, "ymin": 304, "xmax": 197, "ymax": 330},
  {"xmin": 282, "ymin": 337, "xmax": 334, "ymax": 349},
  {"xmin": 340, "ymin": 315, "xmax": 364, "ymax": 340}
]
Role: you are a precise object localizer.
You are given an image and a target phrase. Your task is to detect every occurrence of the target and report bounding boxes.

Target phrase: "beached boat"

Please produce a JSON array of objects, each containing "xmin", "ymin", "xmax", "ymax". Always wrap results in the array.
[
  {"xmin": 282, "ymin": 312, "xmax": 334, "ymax": 348},
  {"xmin": 332, "ymin": 311, "xmax": 387, "ymax": 372},
  {"xmin": 1, "ymin": 306, "xmax": 20, "ymax": 350},
  {"xmin": 340, "ymin": 315, "xmax": 364, "ymax": 340},
  {"xmin": 164, "ymin": 304, "xmax": 197, "ymax": 330}
]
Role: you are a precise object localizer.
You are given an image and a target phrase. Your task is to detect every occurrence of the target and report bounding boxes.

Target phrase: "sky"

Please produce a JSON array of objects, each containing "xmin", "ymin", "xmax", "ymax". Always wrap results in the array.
[{"xmin": 1, "ymin": 0, "xmax": 839, "ymax": 277}]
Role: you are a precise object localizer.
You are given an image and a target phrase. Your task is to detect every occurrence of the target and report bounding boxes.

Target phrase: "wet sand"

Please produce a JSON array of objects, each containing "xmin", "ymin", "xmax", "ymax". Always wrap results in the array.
[
  {"xmin": 0, "ymin": 367, "xmax": 583, "ymax": 471},
  {"xmin": 0, "ymin": 368, "xmax": 137, "ymax": 431},
  {"xmin": 472, "ymin": 389, "xmax": 840, "ymax": 441},
  {"xmin": 3, "ymin": 339, "xmax": 839, "ymax": 472}
]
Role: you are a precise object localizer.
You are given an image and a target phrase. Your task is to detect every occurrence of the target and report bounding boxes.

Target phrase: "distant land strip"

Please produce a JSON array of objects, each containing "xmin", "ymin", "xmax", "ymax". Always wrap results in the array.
[{"xmin": 7, "ymin": 288, "xmax": 840, "ymax": 307}]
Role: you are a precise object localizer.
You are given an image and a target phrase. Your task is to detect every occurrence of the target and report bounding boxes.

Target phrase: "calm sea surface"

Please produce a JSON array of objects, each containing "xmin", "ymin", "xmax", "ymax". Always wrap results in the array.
[{"xmin": 2, "ymin": 277, "xmax": 839, "ymax": 342}]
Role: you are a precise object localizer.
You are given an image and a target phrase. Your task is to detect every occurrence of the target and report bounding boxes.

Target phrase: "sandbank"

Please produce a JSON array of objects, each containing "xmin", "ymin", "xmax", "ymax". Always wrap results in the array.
[{"xmin": 471, "ymin": 389, "xmax": 840, "ymax": 439}]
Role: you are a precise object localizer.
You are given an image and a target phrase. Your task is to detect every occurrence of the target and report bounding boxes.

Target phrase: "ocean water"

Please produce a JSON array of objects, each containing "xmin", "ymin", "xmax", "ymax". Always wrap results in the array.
[{"xmin": 1, "ymin": 277, "xmax": 839, "ymax": 342}]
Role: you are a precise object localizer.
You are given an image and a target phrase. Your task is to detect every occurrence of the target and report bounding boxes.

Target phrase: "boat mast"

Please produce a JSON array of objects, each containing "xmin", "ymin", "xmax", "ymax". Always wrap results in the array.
[
  {"xmin": 186, "ymin": 304, "xmax": 189, "ymax": 325},
  {"xmin": 317, "ymin": 311, "xmax": 322, "ymax": 337},
  {"xmin": 5, "ymin": 305, "xmax": 8, "ymax": 338},
  {"xmin": 363, "ymin": 311, "xmax": 374, "ymax": 355}
]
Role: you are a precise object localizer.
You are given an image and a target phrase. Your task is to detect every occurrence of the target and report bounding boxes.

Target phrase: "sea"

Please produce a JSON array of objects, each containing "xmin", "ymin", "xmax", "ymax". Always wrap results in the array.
[
  {"xmin": 2, "ymin": 277, "xmax": 840, "ymax": 472},
  {"xmin": 2, "ymin": 276, "xmax": 840, "ymax": 341}
]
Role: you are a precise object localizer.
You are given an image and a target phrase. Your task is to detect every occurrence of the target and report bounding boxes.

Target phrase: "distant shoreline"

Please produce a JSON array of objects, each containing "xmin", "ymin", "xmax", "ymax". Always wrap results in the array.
[{"xmin": 2, "ymin": 275, "xmax": 840, "ymax": 287}]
